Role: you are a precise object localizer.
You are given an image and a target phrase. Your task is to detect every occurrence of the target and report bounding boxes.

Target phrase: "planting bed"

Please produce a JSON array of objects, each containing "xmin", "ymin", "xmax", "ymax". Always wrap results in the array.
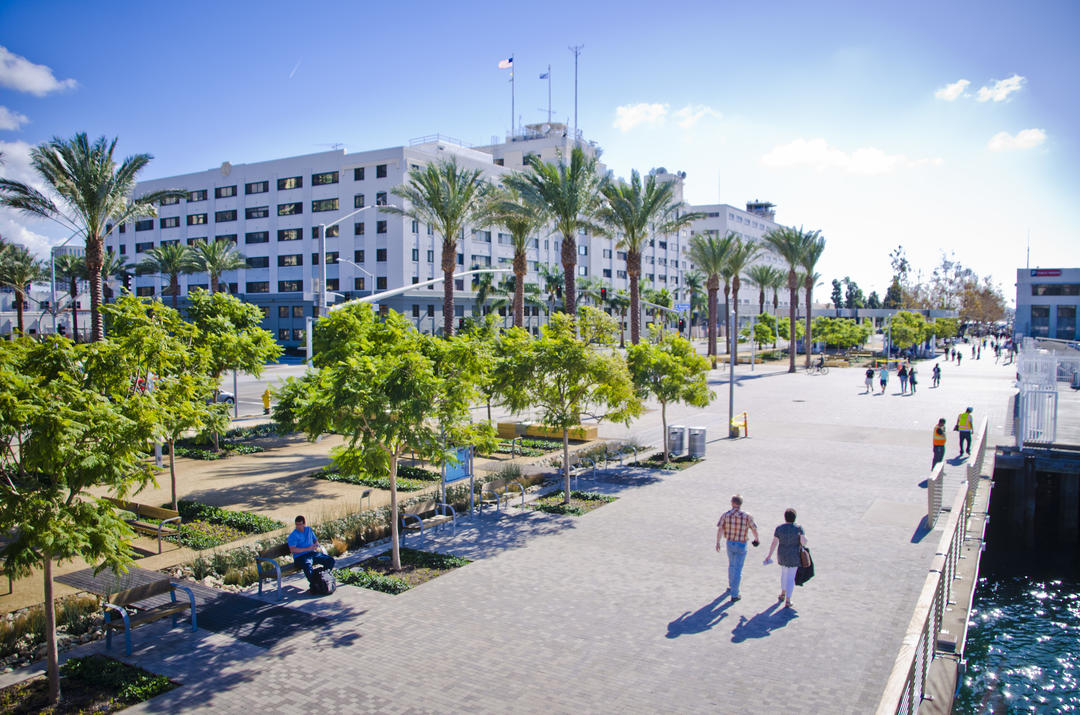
[
  {"xmin": 528, "ymin": 490, "xmax": 616, "ymax": 516},
  {"xmin": 0, "ymin": 655, "xmax": 175, "ymax": 713},
  {"xmin": 334, "ymin": 548, "xmax": 469, "ymax": 594}
]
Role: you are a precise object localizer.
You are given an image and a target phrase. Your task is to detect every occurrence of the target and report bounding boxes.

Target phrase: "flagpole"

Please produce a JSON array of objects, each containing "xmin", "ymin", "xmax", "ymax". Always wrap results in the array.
[
  {"xmin": 547, "ymin": 64, "xmax": 552, "ymax": 123},
  {"xmin": 569, "ymin": 45, "xmax": 583, "ymax": 144},
  {"xmin": 511, "ymin": 52, "xmax": 515, "ymax": 138}
]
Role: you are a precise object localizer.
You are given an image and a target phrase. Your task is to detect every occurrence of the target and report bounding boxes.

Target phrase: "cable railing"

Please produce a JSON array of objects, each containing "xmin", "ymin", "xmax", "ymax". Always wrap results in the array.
[{"xmin": 876, "ymin": 418, "xmax": 988, "ymax": 715}]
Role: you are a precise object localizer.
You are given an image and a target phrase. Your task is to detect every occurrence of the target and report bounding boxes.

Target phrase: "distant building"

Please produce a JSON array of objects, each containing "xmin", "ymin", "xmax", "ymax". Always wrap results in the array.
[{"xmin": 1015, "ymin": 268, "xmax": 1080, "ymax": 341}]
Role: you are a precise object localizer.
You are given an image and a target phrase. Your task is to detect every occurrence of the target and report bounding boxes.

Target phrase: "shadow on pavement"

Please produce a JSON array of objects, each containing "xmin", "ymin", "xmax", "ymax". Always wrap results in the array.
[
  {"xmin": 730, "ymin": 602, "xmax": 798, "ymax": 642},
  {"xmin": 666, "ymin": 592, "xmax": 733, "ymax": 638},
  {"xmin": 910, "ymin": 516, "xmax": 933, "ymax": 543}
]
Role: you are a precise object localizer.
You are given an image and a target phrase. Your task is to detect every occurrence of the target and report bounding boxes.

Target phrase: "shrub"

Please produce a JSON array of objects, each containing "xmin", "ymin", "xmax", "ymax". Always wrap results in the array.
[
  {"xmin": 222, "ymin": 565, "xmax": 260, "ymax": 587},
  {"xmin": 169, "ymin": 521, "xmax": 246, "ymax": 550},
  {"xmin": 191, "ymin": 555, "xmax": 212, "ymax": 580},
  {"xmin": 318, "ymin": 471, "xmax": 427, "ymax": 491},
  {"xmin": 333, "ymin": 568, "xmax": 411, "ymax": 595},
  {"xmin": 396, "ymin": 465, "xmax": 441, "ymax": 481},
  {"xmin": 532, "ymin": 503, "xmax": 587, "ymax": 516},
  {"xmin": 223, "ymin": 423, "xmax": 280, "ymax": 441},
  {"xmin": 61, "ymin": 655, "xmax": 174, "ymax": 702},
  {"xmin": 177, "ymin": 500, "xmax": 284, "ymax": 534},
  {"xmin": 0, "ymin": 607, "xmax": 46, "ymax": 658},
  {"xmin": 172, "ymin": 446, "xmax": 224, "ymax": 461},
  {"xmin": 399, "ymin": 548, "xmax": 469, "ymax": 569},
  {"xmin": 56, "ymin": 595, "xmax": 100, "ymax": 637},
  {"xmin": 221, "ymin": 443, "xmax": 265, "ymax": 455}
]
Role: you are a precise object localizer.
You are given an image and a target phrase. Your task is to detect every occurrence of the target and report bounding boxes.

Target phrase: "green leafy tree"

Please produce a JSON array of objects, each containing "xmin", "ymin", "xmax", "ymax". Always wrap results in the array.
[
  {"xmin": 777, "ymin": 315, "xmax": 805, "ymax": 341},
  {"xmin": 191, "ymin": 238, "xmax": 245, "ymax": 294},
  {"xmin": 810, "ymin": 317, "xmax": 871, "ymax": 349},
  {"xmin": 682, "ymin": 270, "xmax": 705, "ymax": 334},
  {"xmin": 598, "ymin": 170, "xmax": 701, "ymax": 344},
  {"xmin": 136, "ymin": 242, "xmax": 196, "ymax": 309},
  {"xmin": 504, "ymin": 146, "xmax": 608, "ymax": 315},
  {"xmin": 890, "ymin": 310, "xmax": 930, "ymax": 349},
  {"xmin": 0, "ymin": 134, "xmax": 184, "ymax": 341},
  {"xmin": 0, "ymin": 336, "xmax": 161, "ymax": 704},
  {"xmin": 501, "ymin": 313, "xmax": 641, "ymax": 502},
  {"xmin": 576, "ymin": 304, "xmax": 618, "ymax": 346},
  {"xmin": 626, "ymin": 332, "xmax": 713, "ymax": 464},
  {"xmin": 930, "ymin": 317, "xmax": 960, "ymax": 340},
  {"xmin": 384, "ymin": 159, "xmax": 490, "ymax": 336},
  {"xmin": 843, "ymin": 277, "xmax": 864, "ymax": 309},
  {"xmin": 538, "ymin": 263, "xmax": 564, "ymax": 316},
  {"xmin": 866, "ymin": 290, "xmax": 882, "ymax": 309},
  {"xmin": 883, "ymin": 277, "xmax": 903, "ymax": 309},
  {"xmin": 483, "ymin": 187, "xmax": 549, "ymax": 327},
  {"xmin": 831, "ymin": 279, "xmax": 843, "ymax": 311},
  {"xmin": 0, "ymin": 243, "xmax": 46, "ymax": 335},
  {"xmin": 746, "ymin": 264, "xmax": 780, "ymax": 318},
  {"xmin": 470, "ymin": 265, "xmax": 497, "ymax": 317},
  {"xmin": 687, "ymin": 232, "xmax": 736, "ymax": 364},
  {"xmin": 764, "ymin": 226, "xmax": 816, "ymax": 373},
  {"xmin": 274, "ymin": 304, "xmax": 487, "ymax": 570},
  {"xmin": 53, "ymin": 253, "xmax": 85, "ymax": 340},
  {"xmin": 740, "ymin": 312, "xmax": 778, "ymax": 348},
  {"xmin": 607, "ymin": 288, "xmax": 631, "ymax": 347}
]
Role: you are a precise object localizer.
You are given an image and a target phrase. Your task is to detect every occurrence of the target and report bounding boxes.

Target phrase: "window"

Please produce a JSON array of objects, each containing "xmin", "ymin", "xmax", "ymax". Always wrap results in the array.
[
  {"xmin": 246, "ymin": 181, "xmax": 269, "ymax": 194},
  {"xmin": 187, "ymin": 213, "xmax": 207, "ymax": 226},
  {"xmin": 278, "ymin": 254, "xmax": 303, "ymax": 267},
  {"xmin": 658, "ymin": 241, "xmax": 667, "ymax": 250},
  {"xmin": 617, "ymin": 270, "xmax": 627, "ymax": 279},
  {"xmin": 311, "ymin": 225, "xmax": 339, "ymax": 238},
  {"xmin": 578, "ymin": 266, "xmax": 588, "ymax": 276},
  {"xmin": 292, "ymin": 328, "xmax": 305, "ymax": 341},
  {"xmin": 278, "ymin": 328, "xmax": 290, "ymax": 340},
  {"xmin": 186, "ymin": 236, "xmax": 207, "ymax": 246},
  {"xmin": 160, "ymin": 195, "xmax": 180, "ymax": 206},
  {"xmin": 353, "ymin": 167, "xmax": 365, "ymax": 181},
  {"xmin": 278, "ymin": 280, "xmax": 303, "ymax": 292},
  {"xmin": 617, "ymin": 251, "xmax": 627, "ymax": 260},
  {"xmin": 376, "ymin": 220, "xmax": 387, "ymax": 234},
  {"xmin": 1057, "ymin": 305, "xmax": 1076, "ymax": 341},
  {"xmin": 1032, "ymin": 283, "xmax": 1080, "ymax": 296},
  {"xmin": 216, "ymin": 234, "xmax": 237, "ymax": 245},
  {"xmin": 411, "ymin": 249, "xmax": 419, "ymax": 261},
  {"xmin": 426, "ymin": 250, "xmax": 434, "ymax": 262},
  {"xmin": 646, "ymin": 256, "xmax": 654, "ymax": 264},
  {"xmin": 457, "ymin": 253, "xmax": 464, "ymax": 266},
  {"xmin": 312, "ymin": 198, "xmax": 339, "ymax": 213},
  {"xmin": 375, "ymin": 192, "xmax": 387, "ymax": 206},
  {"xmin": 412, "ymin": 276, "xmax": 419, "ymax": 284},
  {"xmin": 311, "ymin": 252, "xmax": 339, "ymax": 265},
  {"xmin": 245, "ymin": 231, "xmax": 269, "ymax": 244},
  {"xmin": 472, "ymin": 255, "xmax": 491, "ymax": 267},
  {"xmin": 1031, "ymin": 305, "xmax": 1050, "ymax": 337},
  {"xmin": 354, "ymin": 194, "xmax": 366, "ymax": 208},
  {"xmin": 354, "ymin": 250, "xmax": 365, "ymax": 262},
  {"xmin": 376, "ymin": 164, "xmax": 387, "ymax": 178},
  {"xmin": 578, "ymin": 245, "xmax": 588, "ymax": 256},
  {"xmin": 119, "ymin": 245, "xmax": 126, "ymax": 254},
  {"xmin": 427, "ymin": 225, "xmax": 434, "ymax": 236},
  {"xmin": 354, "ymin": 222, "xmax": 365, "ymax": 236},
  {"xmin": 119, "ymin": 224, "xmax": 126, "ymax": 233},
  {"xmin": 135, "ymin": 219, "xmax": 154, "ymax": 231},
  {"xmin": 277, "ymin": 306, "xmax": 290, "ymax": 318},
  {"xmin": 376, "ymin": 248, "xmax": 387, "ymax": 262},
  {"xmin": 412, "ymin": 305, "xmax": 420, "ymax": 318},
  {"xmin": 160, "ymin": 216, "xmax": 180, "ymax": 229},
  {"xmin": 277, "ymin": 228, "xmax": 302, "ymax": 241},
  {"xmin": 188, "ymin": 190, "xmax": 207, "ymax": 202},
  {"xmin": 135, "ymin": 241, "xmax": 154, "ymax": 253},
  {"xmin": 312, "ymin": 171, "xmax": 339, "ymax": 186},
  {"xmin": 247, "ymin": 256, "xmax": 270, "ymax": 268},
  {"xmin": 215, "ymin": 186, "xmax": 237, "ymax": 198},
  {"xmin": 278, "ymin": 202, "xmax": 302, "ymax": 216},
  {"xmin": 354, "ymin": 277, "xmax": 366, "ymax": 290},
  {"xmin": 376, "ymin": 277, "xmax": 387, "ymax": 290},
  {"xmin": 246, "ymin": 281, "xmax": 270, "ymax": 293},
  {"xmin": 215, "ymin": 209, "xmax": 237, "ymax": 222},
  {"xmin": 277, "ymin": 176, "xmax": 302, "ymax": 191},
  {"xmin": 246, "ymin": 206, "xmax": 269, "ymax": 219},
  {"xmin": 412, "ymin": 220, "xmax": 419, "ymax": 234},
  {"xmin": 136, "ymin": 286, "xmax": 154, "ymax": 297},
  {"xmin": 323, "ymin": 278, "xmax": 338, "ymax": 292},
  {"xmin": 603, "ymin": 269, "xmax": 612, "ymax": 278},
  {"xmin": 474, "ymin": 230, "xmax": 491, "ymax": 243}
]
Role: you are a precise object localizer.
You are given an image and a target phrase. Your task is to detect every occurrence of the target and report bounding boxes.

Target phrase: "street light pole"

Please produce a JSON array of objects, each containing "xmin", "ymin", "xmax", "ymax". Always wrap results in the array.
[
  {"xmin": 316, "ymin": 205, "xmax": 374, "ymax": 318},
  {"xmin": 728, "ymin": 307, "xmax": 735, "ymax": 438}
]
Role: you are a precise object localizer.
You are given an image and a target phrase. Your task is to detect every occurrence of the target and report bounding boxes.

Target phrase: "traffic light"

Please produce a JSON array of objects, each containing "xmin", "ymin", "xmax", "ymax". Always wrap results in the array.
[
  {"xmin": 600, "ymin": 287, "xmax": 607, "ymax": 301},
  {"xmin": 123, "ymin": 272, "xmax": 133, "ymax": 291},
  {"xmin": 679, "ymin": 318, "xmax": 686, "ymax": 332}
]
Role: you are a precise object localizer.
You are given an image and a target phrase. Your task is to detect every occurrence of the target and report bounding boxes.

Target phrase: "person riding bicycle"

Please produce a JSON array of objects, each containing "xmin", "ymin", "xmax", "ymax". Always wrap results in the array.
[{"xmin": 815, "ymin": 354, "xmax": 825, "ymax": 370}]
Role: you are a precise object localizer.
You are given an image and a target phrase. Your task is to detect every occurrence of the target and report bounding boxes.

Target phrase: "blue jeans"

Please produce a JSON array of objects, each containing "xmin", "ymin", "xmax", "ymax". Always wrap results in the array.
[
  {"xmin": 726, "ymin": 541, "xmax": 747, "ymax": 597},
  {"xmin": 959, "ymin": 431, "xmax": 972, "ymax": 455},
  {"xmin": 294, "ymin": 551, "xmax": 335, "ymax": 583}
]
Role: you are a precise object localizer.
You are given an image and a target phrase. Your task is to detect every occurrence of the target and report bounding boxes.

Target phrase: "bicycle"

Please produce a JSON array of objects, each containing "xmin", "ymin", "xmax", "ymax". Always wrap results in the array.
[{"xmin": 806, "ymin": 364, "xmax": 829, "ymax": 376}]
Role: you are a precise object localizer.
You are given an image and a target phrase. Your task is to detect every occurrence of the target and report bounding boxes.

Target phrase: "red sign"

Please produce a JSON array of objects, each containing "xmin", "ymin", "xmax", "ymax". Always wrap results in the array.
[{"xmin": 1031, "ymin": 269, "xmax": 1062, "ymax": 277}]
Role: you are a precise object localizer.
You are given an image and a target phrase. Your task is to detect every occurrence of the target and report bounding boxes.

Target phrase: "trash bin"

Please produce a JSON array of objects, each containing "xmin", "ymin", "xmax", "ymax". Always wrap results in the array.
[
  {"xmin": 688, "ymin": 427, "xmax": 706, "ymax": 458},
  {"xmin": 667, "ymin": 425, "xmax": 686, "ymax": 456}
]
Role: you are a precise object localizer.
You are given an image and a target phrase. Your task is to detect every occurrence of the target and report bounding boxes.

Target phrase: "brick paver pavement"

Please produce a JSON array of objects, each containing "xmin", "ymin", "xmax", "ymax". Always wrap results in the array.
[{"xmin": 0, "ymin": 354, "xmax": 1016, "ymax": 713}]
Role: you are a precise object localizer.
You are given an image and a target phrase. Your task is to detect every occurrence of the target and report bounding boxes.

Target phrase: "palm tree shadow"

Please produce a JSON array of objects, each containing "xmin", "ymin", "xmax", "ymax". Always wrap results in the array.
[
  {"xmin": 665, "ymin": 592, "xmax": 733, "ymax": 638},
  {"xmin": 730, "ymin": 602, "xmax": 797, "ymax": 642}
]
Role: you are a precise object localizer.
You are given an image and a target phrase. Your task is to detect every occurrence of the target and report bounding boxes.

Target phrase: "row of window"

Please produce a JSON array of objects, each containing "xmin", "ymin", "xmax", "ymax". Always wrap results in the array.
[{"xmin": 155, "ymin": 166, "xmax": 391, "ymax": 208}]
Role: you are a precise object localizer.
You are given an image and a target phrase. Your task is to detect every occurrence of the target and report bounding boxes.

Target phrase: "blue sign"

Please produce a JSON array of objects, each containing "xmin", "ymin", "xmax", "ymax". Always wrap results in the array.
[
  {"xmin": 674, "ymin": 303, "xmax": 691, "ymax": 310},
  {"xmin": 443, "ymin": 447, "xmax": 472, "ymax": 483}
]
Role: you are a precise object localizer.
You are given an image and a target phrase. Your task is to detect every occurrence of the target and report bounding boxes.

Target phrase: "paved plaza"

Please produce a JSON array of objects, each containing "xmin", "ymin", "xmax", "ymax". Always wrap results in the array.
[{"xmin": 0, "ymin": 353, "xmax": 1018, "ymax": 713}]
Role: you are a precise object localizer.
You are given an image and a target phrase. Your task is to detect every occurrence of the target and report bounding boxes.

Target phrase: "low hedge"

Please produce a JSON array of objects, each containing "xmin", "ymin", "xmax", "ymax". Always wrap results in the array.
[
  {"xmin": 333, "ymin": 568, "xmax": 411, "ymax": 595},
  {"xmin": 177, "ymin": 500, "xmax": 283, "ymax": 534},
  {"xmin": 61, "ymin": 654, "xmax": 174, "ymax": 703}
]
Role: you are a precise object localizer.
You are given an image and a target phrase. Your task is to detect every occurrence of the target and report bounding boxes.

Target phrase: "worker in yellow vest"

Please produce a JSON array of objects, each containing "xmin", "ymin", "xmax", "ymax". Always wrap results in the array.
[
  {"xmin": 954, "ymin": 407, "xmax": 973, "ymax": 457},
  {"xmin": 932, "ymin": 419, "xmax": 947, "ymax": 469}
]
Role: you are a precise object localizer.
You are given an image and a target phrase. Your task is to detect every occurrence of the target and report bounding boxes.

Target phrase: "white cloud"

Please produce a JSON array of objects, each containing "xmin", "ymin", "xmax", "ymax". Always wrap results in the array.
[
  {"xmin": 0, "ymin": 140, "xmax": 68, "ymax": 257},
  {"xmin": 935, "ymin": 79, "xmax": 970, "ymax": 101},
  {"xmin": 672, "ymin": 104, "xmax": 722, "ymax": 128},
  {"xmin": 976, "ymin": 74, "xmax": 1025, "ymax": 102},
  {"xmin": 761, "ymin": 138, "xmax": 943, "ymax": 175},
  {"xmin": 0, "ymin": 106, "xmax": 29, "ymax": 131},
  {"xmin": 987, "ymin": 128, "xmax": 1046, "ymax": 151},
  {"xmin": 0, "ymin": 46, "xmax": 77, "ymax": 97},
  {"xmin": 613, "ymin": 103, "xmax": 668, "ymax": 132}
]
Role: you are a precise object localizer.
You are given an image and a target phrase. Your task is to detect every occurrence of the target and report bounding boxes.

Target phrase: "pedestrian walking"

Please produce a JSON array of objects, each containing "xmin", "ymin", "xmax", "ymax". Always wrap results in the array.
[
  {"xmin": 878, "ymin": 365, "xmax": 889, "ymax": 394},
  {"xmin": 955, "ymin": 407, "xmax": 974, "ymax": 457},
  {"xmin": 864, "ymin": 365, "xmax": 875, "ymax": 394},
  {"xmin": 898, "ymin": 364, "xmax": 909, "ymax": 394},
  {"xmin": 763, "ymin": 508, "xmax": 807, "ymax": 609},
  {"xmin": 977, "ymin": 346, "xmax": 982, "ymax": 360},
  {"xmin": 957, "ymin": 352, "xmax": 962, "ymax": 366},
  {"xmin": 932, "ymin": 418, "xmax": 947, "ymax": 469},
  {"xmin": 716, "ymin": 495, "xmax": 759, "ymax": 602},
  {"xmin": 909, "ymin": 365, "xmax": 918, "ymax": 393},
  {"xmin": 932, "ymin": 363, "xmax": 941, "ymax": 387}
]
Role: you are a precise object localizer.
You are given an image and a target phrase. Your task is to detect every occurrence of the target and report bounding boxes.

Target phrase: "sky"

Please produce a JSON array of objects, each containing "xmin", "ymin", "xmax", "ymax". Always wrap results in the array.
[{"xmin": 1, "ymin": 0, "xmax": 1078, "ymax": 305}]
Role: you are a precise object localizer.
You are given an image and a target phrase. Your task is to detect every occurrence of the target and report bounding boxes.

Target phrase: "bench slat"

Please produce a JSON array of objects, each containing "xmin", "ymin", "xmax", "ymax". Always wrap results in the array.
[
  {"xmin": 109, "ymin": 580, "xmax": 173, "ymax": 607},
  {"xmin": 104, "ymin": 602, "xmax": 190, "ymax": 629}
]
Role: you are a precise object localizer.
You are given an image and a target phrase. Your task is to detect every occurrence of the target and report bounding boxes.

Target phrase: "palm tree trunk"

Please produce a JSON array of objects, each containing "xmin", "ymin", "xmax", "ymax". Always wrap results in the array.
[
  {"xmin": 210, "ymin": 274, "xmax": 219, "ymax": 294},
  {"xmin": 561, "ymin": 232, "xmax": 577, "ymax": 315},
  {"xmin": 619, "ymin": 310, "xmax": 626, "ymax": 347},
  {"xmin": 805, "ymin": 283, "xmax": 813, "ymax": 368},
  {"xmin": 513, "ymin": 253, "xmax": 526, "ymax": 328},
  {"xmin": 629, "ymin": 255, "xmax": 641, "ymax": 344},
  {"xmin": 44, "ymin": 556, "xmax": 60, "ymax": 704},
  {"xmin": 758, "ymin": 287, "xmax": 765, "ymax": 316},
  {"xmin": 787, "ymin": 272, "xmax": 798, "ymax": 373},
  {"xmin": 707, "ymin": 282, "xmax": 718, "ymax": 362},
  {"xmin": 389, "ymin": 451, "xmax": 401, "ymax": 570},
  {"xmin": 14, "ymin": 287, "xmax": 25, "ymax": 335},
  {"xmin": 171, "ymin": 275, "xmax": 180, "ymax": 311},
  {"xmin": 723, "ymin": 284, "xmax": 731, "ymax": 357},
  {"xmin": 86, "ymin": 238, "xmax": 105, "ymax": 341},
  {"xmin": 442, "ymin": 245, "xmax": 456, "ymax": 337}
]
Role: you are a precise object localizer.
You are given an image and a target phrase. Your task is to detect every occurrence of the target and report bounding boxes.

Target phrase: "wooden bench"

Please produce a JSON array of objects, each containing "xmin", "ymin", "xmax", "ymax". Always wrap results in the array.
[
  {"xmin": 105, "ymin": 498, "xmax": 181, "ymax": 554},
  {"xmin": 400, "ymin": 500, "xmax": 456, "ymax": 543},
  {"xmin": 479, "ymin": 479, "xmax": 526, "ymax": 512},
  {"xmin": 103, "ymin": 579, "xmax": 197, "ymax": 656},
  {"xmin": 255, "ymin": 544, "xmax": 302, "ymax": 601}
]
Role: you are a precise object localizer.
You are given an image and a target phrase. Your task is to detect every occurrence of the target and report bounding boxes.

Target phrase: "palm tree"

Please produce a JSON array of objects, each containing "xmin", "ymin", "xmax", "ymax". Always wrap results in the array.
[
  {"xmin": 538, "ymin": 263, "xmax": 564, "ymax": 317},
  {"xmin": 799, "ymin": 233, "xmax": 827, "ymax": 367},
  {"xmin": 0, "ymin": 243, "xmax": 46, "ymax": 335},
  {"xmin": 100, "ymin": 249, "xmax": 130, "ymax": 304},
  {"xmin": 607, "ymin": 289, "xmax": 631, "ymax": 347},
  {"xmin": 746, "ymin": 264, "xmax": 779, "ymax": 317},
  {"xmin": 0, "ymin": 134, "xmax": 184, "ymax": 341},
  {"xmin": 764, "ymin": 227, "xmax": 815, "ymax": 373},
  {"xmin": 504, "ymin": 146, "xmax": 607, "ymax": 315},
  {"xmin": 577, "ymin": 276, "xmax": 604, "ymax": 307},
  {"xmin": 471, "ymin": 266, "xmax": 497, "ymax": 317},
  {"xmin": 716, "ymin": 232, "xmax": 744, "ymax": 356},
  {"xmin": 53, "ymin": 253, "xmax": 85, "ymax": 340},
  {"xmin": 682, "ymin": 270, "xmax": 704, "ymax": 337},
  {"xmin": 687, "ymin": 232, "xmax": 736, "ymax": 364},
  {"xmin": 385, "ymin": 159, "xmax": 489, "ymax": 336},
  {"xmin": 191, "ymin": 239, "xmax": 245, "ymax": 294},
  {"xmin": 722, "ymin": 238, "xmax": 761, "ymax": 368},
  {"xmin": 484, "ymin": 187, "xmax": 548, "ymax": 328},
  {"xmin": 597, "ymin": 170, "xmax": 702, "ymax": 344},
  {"xmin": 137, "ymin": 242, "xmax": 196, "ymax": 310}
]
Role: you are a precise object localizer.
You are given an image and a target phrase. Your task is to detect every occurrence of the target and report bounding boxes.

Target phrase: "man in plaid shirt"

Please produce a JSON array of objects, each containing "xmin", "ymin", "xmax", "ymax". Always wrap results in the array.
[{"xmin": 716, "ymin": 495, "xmax": 760, "ymax": 602}]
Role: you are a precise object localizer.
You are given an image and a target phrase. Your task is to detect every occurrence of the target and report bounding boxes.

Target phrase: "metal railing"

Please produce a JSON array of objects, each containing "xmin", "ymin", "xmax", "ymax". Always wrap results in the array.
[{"xmin": 876, "ymin": 418, "xmax": 988, "ymax": 715}]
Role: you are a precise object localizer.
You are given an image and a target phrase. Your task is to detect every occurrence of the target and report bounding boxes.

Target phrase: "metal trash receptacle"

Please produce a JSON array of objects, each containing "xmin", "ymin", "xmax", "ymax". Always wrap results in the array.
[
  {"xmin": 668, "ymin": 425, "xmax": 686, "ymax": 456},
  {"xmin": 688, "ymin": 427, "xmax": 706, "ymax": 458}
]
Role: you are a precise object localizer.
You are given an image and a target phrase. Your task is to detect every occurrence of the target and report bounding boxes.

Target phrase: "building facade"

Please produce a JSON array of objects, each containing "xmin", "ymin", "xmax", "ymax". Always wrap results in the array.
[{"xmin": 1015, "ymin": 268, "xmax": 1080, "ymax": 341}]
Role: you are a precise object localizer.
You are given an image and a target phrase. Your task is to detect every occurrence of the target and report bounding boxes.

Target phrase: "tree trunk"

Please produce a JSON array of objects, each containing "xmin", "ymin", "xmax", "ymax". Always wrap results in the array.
[
  {"xmin": 758, "ymin": 287, "xmax": 765, "ymax": 316},
  {"xmin": 804, "ymin": 282, "xmax": 813, "ymax": 368},
  {"xmin": 561, "ymin": 233, "xmax": 577, "ymax": 315},
  {"xmin": 628, "ymin": 252, "xmax": 641, "ymax": 344},
  {"xmin": 87, "ymin": 237, "xmax": 104, "ymax": 341},
  {"xmin": 562, "ymin": 429, "xmax": 571, "ymax": 505},
  {"xmin": 442, "ymin": 241, "xmax": 456, "ymax": 337},
  {"xmin": 210, "ymin": 274, "xmax": 219, "ymax": 294},
  {"xmin": 171, "ymin": 275, "xmax": 180, "ymax": 311},
  {"xmin": 723, "ymin": 283, "xmax": 731, "ymax": 357},
  {"xmin": 707, "ymin": 281, "xmax": 718, "ymax": 365},
  {"xmin": 44, "ymin": 557, "xmax": 60, "ymax": 704},
  {"xmin": 14, "ymin": 287, "xmax": 24, "ymax": 335},
  {"xmin": 513, "ymin": 253, "xmax": 526, "ymax": 328},
  {"xmin": 389, "ymin": 451, "xmax": 401, "ymax": 570},
  {"xmin": 619, "ymin": 310, "xmax": 626, "ymax": 348},
  {"xmin": 168, "ymin": 437, "xmax": 178, "ymax": 511},
  {"xmin": 787, "ymin": 271, "xmax": 798, "ymax": 373}
]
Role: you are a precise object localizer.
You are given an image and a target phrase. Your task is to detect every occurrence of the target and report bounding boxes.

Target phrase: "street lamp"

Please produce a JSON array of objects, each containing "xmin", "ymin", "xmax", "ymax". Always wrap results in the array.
[
  {"xmin": 316, "ymin": 205, "xmax": 374, "ymax": 317},
  {"xmin": 728, "ymin": 307, "xmax": 735, "ymax": 438}
]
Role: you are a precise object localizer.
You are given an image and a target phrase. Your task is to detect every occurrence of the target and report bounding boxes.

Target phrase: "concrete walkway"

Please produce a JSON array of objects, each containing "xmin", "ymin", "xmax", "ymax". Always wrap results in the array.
[{"xmin": 1, "ymin": 352, "xmax": 1016, "ymax": 713}]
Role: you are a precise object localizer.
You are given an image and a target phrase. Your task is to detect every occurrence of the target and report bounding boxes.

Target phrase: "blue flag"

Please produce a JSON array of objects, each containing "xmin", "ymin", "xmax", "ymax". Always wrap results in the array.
[{"xmin": 539, "ymin": 71, "xmax": 550, "ymax": 79}]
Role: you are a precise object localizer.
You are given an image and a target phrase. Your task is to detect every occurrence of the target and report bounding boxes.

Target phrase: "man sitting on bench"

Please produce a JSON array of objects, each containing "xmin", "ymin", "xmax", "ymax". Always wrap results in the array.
[{"xmin": 287, "ymin": 515, "xmax": 335, "ymax": 589}]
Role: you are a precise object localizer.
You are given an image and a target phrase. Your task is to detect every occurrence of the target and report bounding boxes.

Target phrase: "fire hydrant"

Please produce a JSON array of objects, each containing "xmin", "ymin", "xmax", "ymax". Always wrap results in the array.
[{"xmin": 262, "ymin": 388, "xmax": 271, "ymax": 415}]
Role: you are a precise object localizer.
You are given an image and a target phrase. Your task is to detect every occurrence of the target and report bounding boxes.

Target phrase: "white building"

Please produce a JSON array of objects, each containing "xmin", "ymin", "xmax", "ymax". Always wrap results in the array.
[{"xmin": 1015, "ymin": 268, "xmax": 1080, "ymax": 341}]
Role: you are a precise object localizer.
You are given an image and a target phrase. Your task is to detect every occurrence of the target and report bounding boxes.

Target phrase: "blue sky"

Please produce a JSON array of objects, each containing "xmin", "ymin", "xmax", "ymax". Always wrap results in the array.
[{"xmin": 2, "ymin": 0, "xmax": 1077, "ymax": 304}]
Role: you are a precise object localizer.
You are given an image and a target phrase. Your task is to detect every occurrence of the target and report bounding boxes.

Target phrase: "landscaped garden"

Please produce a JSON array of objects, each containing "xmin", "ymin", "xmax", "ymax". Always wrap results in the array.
[
  {"xmin": 334, "ymin": 548, "xmax": 470, "ymax": 594},
  {"xmin": 0, "ymin": 655, "xmax": 175, "ymax": 713},
  {"xmin": 481, "ymin": 437, "xmax": 564, "ymax": 458},
  {"xmin": 528, "ymin": 489, "xmax": 617, "ymax": 516},
  {"xmin": 166, "ymin": 500, "xmax": 284, "ymax": 550},
  {"xmin": 316, "ymin": 464, "xmax": 442, "ymax": 491},
  {"xmin": 632, "ymin": 452, "xmax": 704, "ymax": 471}
]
